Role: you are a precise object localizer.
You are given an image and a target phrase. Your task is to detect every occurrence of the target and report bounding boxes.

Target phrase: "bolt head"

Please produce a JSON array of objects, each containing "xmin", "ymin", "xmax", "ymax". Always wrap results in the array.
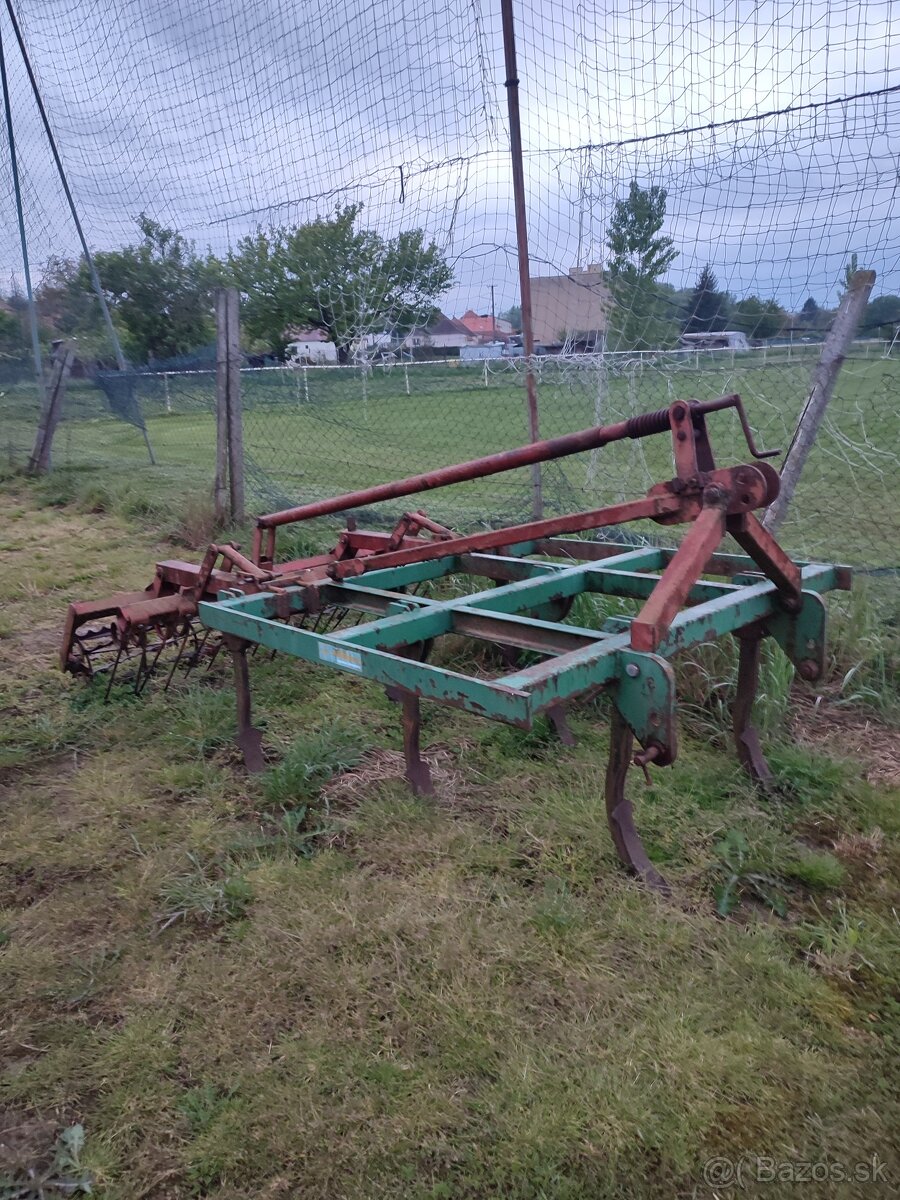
[{"xmin": 625, "ymin": 663, "xmax": 640, "ymax": 678}]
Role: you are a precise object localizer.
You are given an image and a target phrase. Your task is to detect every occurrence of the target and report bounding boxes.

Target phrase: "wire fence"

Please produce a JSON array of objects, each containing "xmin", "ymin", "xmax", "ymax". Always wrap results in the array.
[
  {"xmin": 3, "ymin": 341, "xmax": 897, "ymax": 573},
  {"xmin": 0, "ymin": 0, "xmax": 898, "ymax": 589}
]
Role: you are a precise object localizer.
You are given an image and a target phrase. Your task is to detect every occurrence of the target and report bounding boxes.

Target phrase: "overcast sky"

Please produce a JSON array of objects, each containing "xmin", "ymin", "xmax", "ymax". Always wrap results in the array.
[{"xmin": 1, "ymin": 0, "xmax": 898, "ymax": 318}]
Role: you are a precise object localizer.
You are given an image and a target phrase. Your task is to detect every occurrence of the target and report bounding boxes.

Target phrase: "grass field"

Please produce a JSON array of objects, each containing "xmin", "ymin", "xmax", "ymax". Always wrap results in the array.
[
  {"xmin": 1, "ymin": 464, "xmax": 899, "ymax": 1197},
  {"xmin": 3, "ymin": 349, "xmax": 899, "ymax": 567}
]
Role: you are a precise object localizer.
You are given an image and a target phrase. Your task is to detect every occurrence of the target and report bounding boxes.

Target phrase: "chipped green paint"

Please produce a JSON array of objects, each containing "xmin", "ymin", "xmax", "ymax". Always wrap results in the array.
[
  {"xmin": 767, "ymin": 590, "xmax": 827, "ymax": 680},
  {"xmin": 616, "ymin": 650, "xmax": 677, "ymax": 762},
  {"xmin": 200, "ymin": 598, "xmax": 534, "ymax": 724},
  {"xmin": 199, "ymin": 550, "xmax": 848, "ymax": 741}
]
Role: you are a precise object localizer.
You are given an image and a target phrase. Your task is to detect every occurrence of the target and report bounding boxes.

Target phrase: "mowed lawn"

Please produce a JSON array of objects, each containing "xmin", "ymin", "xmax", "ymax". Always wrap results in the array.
[
  {"xmin": 4, "ymin": 350, "xmax": 899, "ymax": 566},
  {"xmin": 0, "ymin": 476, "xmax": 898, "ymax": 1198}
]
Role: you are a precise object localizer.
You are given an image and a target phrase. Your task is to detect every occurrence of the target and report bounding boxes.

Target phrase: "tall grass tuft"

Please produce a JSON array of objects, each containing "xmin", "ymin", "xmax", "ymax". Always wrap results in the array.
[
  {"xmin": 261, "ymin": 720, "xmax": 369, "ymax": 808},
  {"xmin": 826, "ymin": 577, "xmax": 900, "ymax": 719},
  {"xmin": 678, "ymin": 636, "xmax": 795, "ymax": 743}
]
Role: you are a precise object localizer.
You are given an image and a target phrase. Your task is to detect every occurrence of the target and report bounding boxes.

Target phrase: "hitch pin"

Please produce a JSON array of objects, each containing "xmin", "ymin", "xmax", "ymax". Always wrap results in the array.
[{"xmin": 633, "ymin": 744, "xmax": 661, "ymax": 785}]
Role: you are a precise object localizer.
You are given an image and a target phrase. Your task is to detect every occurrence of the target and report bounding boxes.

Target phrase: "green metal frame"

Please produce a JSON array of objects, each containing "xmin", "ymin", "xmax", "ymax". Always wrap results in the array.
[{"xmin": 199, "ymin": 541, "xmax": 846, "ymax": 758}]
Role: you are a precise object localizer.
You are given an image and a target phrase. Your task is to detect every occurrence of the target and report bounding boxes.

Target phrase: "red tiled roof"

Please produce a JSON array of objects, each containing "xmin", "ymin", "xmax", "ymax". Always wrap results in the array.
[{"xmin": 458, "ymin": 309, "xmax": 500, "ymax": 335}]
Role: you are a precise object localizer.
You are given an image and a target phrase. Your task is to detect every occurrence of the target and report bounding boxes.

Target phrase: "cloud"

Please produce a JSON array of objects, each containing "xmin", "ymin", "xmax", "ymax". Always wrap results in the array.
[{"xmin": 1, "ymin": 0, "xmax": 899, "ymax": 317}]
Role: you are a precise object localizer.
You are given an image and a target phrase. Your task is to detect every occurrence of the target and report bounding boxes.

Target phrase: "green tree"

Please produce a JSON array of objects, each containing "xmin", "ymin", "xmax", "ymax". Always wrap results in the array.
[
  {"xmin": 605, "ymin": 180, "xmax": 678, "ymax": 350},
  {"xmin": 500, "ymin": 304, "xmax": 522, "ymax": 331},
  {"xmin": 48, "ymin": 216, "xmax": 221, "ymax": 363},
  {"xmin": 0, "ymin": 305, "xmax": 24, "ymax": 354},
  {"xmin": 683, "ymin": 265, "xmax": 729, "ymax": 333},
  {"xmin": 730, "ymin": 296, "xmax": 786, "ymax": 340},
  {"xmin": 229, "ymin": 205, "xmax": 453, "ymax": 361},
  {"xmin": 796, "ymin": 296, "xmax": 834, "ymax": 334},
  {"xmin": 35, "ymin": 257, "xmax": 110, "ymax": 360},
  {"xmin": 864, "ymin": 294, "xmax": 900, "ymax": 338},
  {"xmin": 800, "ymin": 296, "xmax": 819, "ymax": 322}
]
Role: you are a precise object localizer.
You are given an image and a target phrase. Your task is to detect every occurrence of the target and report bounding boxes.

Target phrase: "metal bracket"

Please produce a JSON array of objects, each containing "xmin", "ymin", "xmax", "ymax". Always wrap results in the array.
[
  {"xmin": 765, "ymin": 590, "xmax": 827, "ymax": 681},
  {"xmin": 614, "ymin": 650, "xmax": 678, "ymax": 765}
]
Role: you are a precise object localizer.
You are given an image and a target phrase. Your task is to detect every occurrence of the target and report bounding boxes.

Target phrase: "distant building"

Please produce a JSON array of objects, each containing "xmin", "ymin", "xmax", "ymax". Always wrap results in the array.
[
  {"xmin": 457, "ymin": 310, "xmax": 513, "ymax": 340},
  {"xmin": 402, "ymin": 314, "xmax": 475, "ymax": 351},
  {"xmin": 679, "ymin": 331, "xmax": 750, "ymax": 351},
  {"xmin": 285, "ymin": 329, "xmax": 338, "ymax": 364},
  {"xmin": 529, "ymin": 266, "xmax": 610, "ymax": 347}
]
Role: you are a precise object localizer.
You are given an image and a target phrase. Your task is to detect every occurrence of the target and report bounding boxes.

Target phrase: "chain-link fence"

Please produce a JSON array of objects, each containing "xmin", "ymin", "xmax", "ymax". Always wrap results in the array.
[{"xmin": 4, "ymin": 341, "xmax": 897, "ymax": 574}]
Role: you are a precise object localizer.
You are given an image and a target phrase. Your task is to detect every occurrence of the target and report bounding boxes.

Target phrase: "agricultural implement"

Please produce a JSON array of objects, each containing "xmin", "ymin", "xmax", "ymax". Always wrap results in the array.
[{"xmin": 61, "ymin": 394, "xmax": 849, "ymax": 890}]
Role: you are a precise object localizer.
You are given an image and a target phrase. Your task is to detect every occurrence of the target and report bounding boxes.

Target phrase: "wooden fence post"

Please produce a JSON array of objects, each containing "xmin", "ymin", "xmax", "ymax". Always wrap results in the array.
[
  {"xmin": 27, "ymin": 339, "xmax": 74, "ymax": 474},
  {"xmin": 763, "ymin": 269, "xmax": 875, "ymax": 534},
  {"xmin": 214, "ymin": 287, "xmax": 244, "ymax": 525}
]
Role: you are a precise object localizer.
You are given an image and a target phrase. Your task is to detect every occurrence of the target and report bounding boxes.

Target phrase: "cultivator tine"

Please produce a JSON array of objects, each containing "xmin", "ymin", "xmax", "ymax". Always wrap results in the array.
[
  {"xmin": 733, "ymin": 626, "xmax": 774, "ymax": 786},
  {"xmin": 141, "ymin": 628, "xmax": 183, "ymax": 696},
  {"xmin": 547, "ymin": 704, "xmax": 576, "ymax": 746},
  {"xmin": 400, "ymin": 692, "xmax": 433, "ymax": 796},
  {"xmin": 225, "ymin": 635, "xmax": 265, "ymax": 774},
  {"xmin": 322, "ymin": 606, "xmax": 348, "ymax": 634},
  {"xmin": 134, "ymin": 630, "xmax": 169, "ymax": 695},
  {"xmin": 202, "ymin": 633, "xmax": 223, "ymax": 673},
  {"xmin": 604, "ymin": 708, "xmax": 670, "ymax": 894},
  {"xmin": 132, "ymin": 643, "xmax": 149, "ymax": 695},
  {"xmin": 310, "ymin": 609, "xmax": 326, "ymax": 634}
]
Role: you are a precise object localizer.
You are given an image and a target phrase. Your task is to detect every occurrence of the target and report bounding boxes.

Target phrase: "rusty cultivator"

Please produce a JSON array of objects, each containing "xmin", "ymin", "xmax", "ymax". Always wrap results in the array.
[{"xmin": 61, "ymin": 394, "xmax": 849, "ymax": 890}]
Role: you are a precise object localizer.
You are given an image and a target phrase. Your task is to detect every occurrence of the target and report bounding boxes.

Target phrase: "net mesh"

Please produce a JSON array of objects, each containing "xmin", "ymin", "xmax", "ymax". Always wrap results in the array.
[{"xmin": 0, "ymin": 0, "xmax": 897, "ymax": 571}]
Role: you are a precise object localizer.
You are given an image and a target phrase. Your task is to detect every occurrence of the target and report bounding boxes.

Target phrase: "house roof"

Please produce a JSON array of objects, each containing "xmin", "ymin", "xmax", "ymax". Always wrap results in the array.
[
  {"xmin": 286, "ymin": 328, "xmax": 330, "ymax": 342},
  {"xmin": 458, "ymin": 309, "xmax": 500, "ymax": 335},
  {"xmin": 428, "ymin": 314, "xmax": 471, "ymax": 336}
]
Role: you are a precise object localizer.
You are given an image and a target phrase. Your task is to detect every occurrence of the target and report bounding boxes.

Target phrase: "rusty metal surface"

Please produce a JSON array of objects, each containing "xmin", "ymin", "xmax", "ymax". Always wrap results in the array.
[
  {"xmin": 630, "ymin": 500, "xmax": 728, "ymax": 652},
  {"xmin": 733, "ymin": 627, "xmax": 775, "ymax": 786},
  {"xmin": 226, "ymin": 634, "xmax": 266, "ymax": 774},
  {"xmin": 605, "ymin": 707, "xmax": 672, "ymax": 893},
  {"xmin": 327, "ymin": 495, "xmax": 677, "ymax": 580},
  {"xmin": 252, "ymin": 394, "xmax": 754, "ymax": 539},
  {"xmin": 726, "ymin": 511, "xmax": 802, "ymax": 605},
  {"xmin": 399, "ymin": 691, "xmax": 433, "ymax": 796}
]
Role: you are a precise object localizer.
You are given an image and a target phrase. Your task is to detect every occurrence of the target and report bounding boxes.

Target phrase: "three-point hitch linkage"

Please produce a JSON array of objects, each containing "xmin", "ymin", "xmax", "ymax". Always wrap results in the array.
[{"xmin": 61, "ymin": 394, "xmax": 849, "ymax": 890}]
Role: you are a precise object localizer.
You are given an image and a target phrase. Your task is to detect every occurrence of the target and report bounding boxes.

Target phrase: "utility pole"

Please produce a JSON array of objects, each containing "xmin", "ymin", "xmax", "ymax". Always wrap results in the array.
[
  {"xmin": 763, "ymin": 270, "xmax": 875, "ymax": 533},
  {"xmin": 490, "ymin": 285, "xmax": 496, "ymax": 335},
  {"xmin": 500, "ymin": 0, "xmax": 542, "ymax": 518}
]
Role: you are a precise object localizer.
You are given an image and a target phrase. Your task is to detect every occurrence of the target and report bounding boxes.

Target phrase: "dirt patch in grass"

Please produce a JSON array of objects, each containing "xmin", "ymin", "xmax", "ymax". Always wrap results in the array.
[
  {"xmin": 790, "ymin": 691, "xmax": 900, "ymax": 787},
  {"xmin": 0, "ymin": 1108, "xmax": 61, "ymax": 1184},
  {"xmin": 323, "ymin": 745, "xmax": 466, "ymax": 805}
]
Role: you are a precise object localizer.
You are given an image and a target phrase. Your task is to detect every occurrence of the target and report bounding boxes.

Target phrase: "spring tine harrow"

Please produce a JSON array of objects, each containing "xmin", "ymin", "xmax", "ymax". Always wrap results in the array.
[
  {"xmin": 103, "ymin": 641, "xmax": 126, "ymax": 703},
  {"xmin": 163, "ymin": 622, "xmax": 194, "ymax": 692}
]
